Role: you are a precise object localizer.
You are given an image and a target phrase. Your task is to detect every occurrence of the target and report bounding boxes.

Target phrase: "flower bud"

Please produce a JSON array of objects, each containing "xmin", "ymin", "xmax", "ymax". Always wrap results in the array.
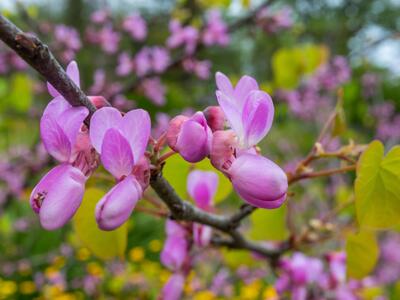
[
  {"xmin": 166, "ymin": 112, "xmax": 212, "ymax": 163},
  {"xmin": 160, "ymin": 273, "xmax": 185, "ymax": 300},
  {"xmin": 88, "ymin": 95, "xmax": 110, "ymax": 109},
  {"xmin": 95, "ymin": 175, "xmax": 142, "ymax": 230},
  {"xmin": 203, "ymin": 106, "xmax": 225, "ymax": 132},
  {"xmin": 210, "ymin": 130, "xmax": 236, "ymax": 171},
  {"xmin": 228, "ymin": 153, "xmax": 288, "ymax": 209},
  {"xmin": 30, "ymin": 164, "xmax": 86, "ymax": 230}
]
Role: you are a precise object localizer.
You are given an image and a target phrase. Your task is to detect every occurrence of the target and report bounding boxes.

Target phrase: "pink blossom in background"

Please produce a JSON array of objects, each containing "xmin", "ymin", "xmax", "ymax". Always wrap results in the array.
[
  {"xmin": 257, "ymin": 6, "xmax": 293, "ymax": 34},
  {"xmin": 134, "ymin": 47, "xmax": 170, "ymax": 76},
  {"xmin": 182, "ymin": 58, "xmax": 212, "ymax": 80},
  {"xmin": 86, "ymin": 25, "xmax": 120, "ymax": 54},
  {"xmin": 152, "ymin": 47, "xmax": 170, "ymax": 73},
  {"xmin": 152, "ymin": 112, "xmax": 171, "ymax": 139},
  {"xmin": 167, "ymin": 20, "xmax": 199, "ymax": 54},
  {"xmin": 122, "ymin": 13, "xmax": 147, "ymax": 41},
  {"xmin": 90, "ymin": 10, "xmax": 110, "ymax": 24},
  {"xmin": 116, "ymin": 52, "xmax": 134, "ymax": 76},
  {"xmin": 362, "ymin": 72, "xmax": 380, "ymax": 98},
  {"xmin": 202, "ymin": 10, "xmax": 230, "ymax": 47},
  {"xmin": 53, "ymin": 25, "xmax": 82, "ymax": 62},
  {"xmin": 89, "ymin": 69, "xmax": 106, "ymax": 95},
  {"xmin": 141, "ymin": 77, "xmax": 166, "ymax": 106}
]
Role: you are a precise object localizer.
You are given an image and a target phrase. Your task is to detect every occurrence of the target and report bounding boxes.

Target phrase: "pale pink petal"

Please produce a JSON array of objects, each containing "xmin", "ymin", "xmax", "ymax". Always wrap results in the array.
[
  {"xmin": 216, "ymin": 90, "xmax": 243, "ymax": 139},
  {"xmin": 95, "ymin": 175, "xmax": 142, "ymax": 230},
  {"xmin": 66, "ymin": 60, "xmax": 80, "ymax": 87},
  {"xmin": 161, "ymin": 235, "xmax": 188, "ymax": 271},
  {"xmin": 101, "ymin": 128, "xmax": 134, "ymax": 179},
  {"xmin": 89, "ymin": 107, "xmax": 122, "ymax": 153},
  {"xmin": 119, "ymin": 109, "xmax": 151, "ymax": 163},
  {"xmin": 47, "ymin": 82, "xmax": 60, "ymax": 97},
  {"xmin": 193, "ymin": 223, "xmax": 212, "ymax": 247},
  {"xmin": 166, "ymin": 220, "xmax": 186, "ymax": 237},
  {"xmin": 40, "ymin": 115, "xmax": 71, "ymax": 162},
  {"xmin": 58, "ymin": 106, "xmax": 89, "ymax": 151},
  {"xmin": 42, "ymin": 96, "xmax": 71, "ymax": 119},
  {"xmin": 242, "ymin": 90, "xmax": 274, "ymax": 147},
  {"xmin": 234, "ymin": 75, "xmax": 259, "ymax": 108},
  {"xmin": 160, "ymin": 273, "xmax": 185, "ymax": 300},
  {"xmin": 215, "ymin": 71, "xmax": 233, "ymax": 96}
]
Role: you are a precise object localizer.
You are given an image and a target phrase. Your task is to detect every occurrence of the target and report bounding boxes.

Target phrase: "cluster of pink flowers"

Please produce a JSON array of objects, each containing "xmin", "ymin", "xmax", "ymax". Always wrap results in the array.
[
  {"xmin": 122, "ymin": 13, "xmax": 147, "ymax": 41},
  {"xmin": 30, "ymin": 61, "xmax": 150, "ymax": 230},
  {"xmin": 276, "ymin": 252, "xmax": 378, "ymax": 300},
  {"xmin": 0, "ymin": 49, "xmax": 27, "ymax": 74},
  {"xmin": 278, "ymin": 56, "xmax": 351, "ymax": 122},
  {"xmin": 256, "ymin": 6, "xmax": 294, "ymax": 34},
  {"xmin": 86, "ymin": 22, "xmax": 121, "ymax": 54},
  {"xmin": 167, "ymin": 72, "xmax": 288, "ymax": 208},
  {"xmin": 370, "ymin": 101, "xmax": 400, "ymax": 142},
  {"xmin": 167, "ymin": 20, "xmax": 199, "ymax": 55},
  {"xmin": 202, "ymin": 10, "xmax": 230, "ymax": 47},
  {"xmin": 53, "ymin": 25, "xmax": 82, "ymax": 62}
]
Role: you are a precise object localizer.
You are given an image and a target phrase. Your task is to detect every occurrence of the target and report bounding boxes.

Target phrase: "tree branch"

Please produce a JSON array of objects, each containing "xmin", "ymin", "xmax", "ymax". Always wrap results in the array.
[{"xmin": 0, "ymin": 14, "xmax": 96, "ymax": 120}]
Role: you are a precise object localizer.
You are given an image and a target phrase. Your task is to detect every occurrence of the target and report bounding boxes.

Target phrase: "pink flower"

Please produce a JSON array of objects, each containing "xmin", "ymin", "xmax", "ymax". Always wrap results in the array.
[
  {"xmin": 89, "ymin": 107, "xmax": 151, "ymax": 230},
  {"xmin": 141, "ymin": 77, "xmax": 166, "ymax": 106},
  {"xmin": 98, "ymin": 25, "xmax": 120, "ymax": 54},
  {"xmin": 116, "ymin": 52, "xmax": 134, "ymax": 76},
  {"xmin": 160, "ymin": 273, "xmax": 185, "ymax": 300},
  {"xmin": 152, "ymin": 47, "xmax": 170, "ymax": 73},
  {"xmin": 134, "ymin": 47, "xmax": 170, "ymax": 76},
  {"xmin": 187, "ymin": 170, "xmax": 218, "ymax": 210},
  {"xmin": 215, "ymin": 71, "xmax": 274, "ymax": 149},
  {"xmin": 187, "ymin": 170, "xmax": 218, "ymax": 246},
  {"xmin": 202, "ymin": 10, "xmax": 230, "ymax": 46},
  {"xmin": 167, "ymin": 112, "xmax": 212, "ymax": 163},
  {"xmin": 122, "ymin": 14, "xmax": 147, "ymax": 41},
  {"xmin": 31, "ymin": 62, "xmax": 95, "ymax": 230},
  {"xmin": 182, "ymin": 59, "xmax": 211, "ymax": 80},
  {"xmin": 167, "ymin": 20, "xmax": 199, "ymax": 54},
  {"xmin": 161, "ymin": 220, "xmax": 188, "ymax": 271},
  {"xmin": 203, "ymin": 106, "xmax": 225, "ymax": 132}
]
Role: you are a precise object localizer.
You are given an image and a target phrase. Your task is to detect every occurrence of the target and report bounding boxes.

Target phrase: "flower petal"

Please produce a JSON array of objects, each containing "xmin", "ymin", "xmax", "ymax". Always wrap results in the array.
[
  {"xmin": 58, "ymin": 106, "xmax": 89, "ymax": 151},
  {"xmin": 66, "ymin": 61, "xmax": 80, "ymax": 87},
  {"xmin": 242, "ymin": 90, "xmax": 274, "ymax": 147},
  {"xmin": 89, "ymin": 107, "xmax": 122, "ymax": 153},
  {"xmin": 175, "ymin": 119, "xmax": 209, "ymax": 163},
  {"xmin": 30, "ymin": 164, "xmax": 86, "ymax": 230},
  {"xmin": 95, "ymin": 175, "xmax": 142, "ymax": 230},
  {"xmin": 234, "ymin": 75, "xmax": 259, "ymax": 108},
  {"xmin": 42, "ymin": 96, "xmax": 71, "ymax": 119},
  {"xmin": 101, "ymin": 128, "xmax": 134, "ymax": 179},
  {"xmin": 161, "ymin": 234, "xmax": 188, "ymax": 271},
  {"xmin": 216, "ymin": 90, "xmax": 243, "ymax": 140},
  {"xmin": 161, "ymin": 273, "xmax": 185, "ymax": 300},
  {"xmin": 187, "ymin": 170, "xmax": 218, "ymax": 209},
  {"xmin": 119, "ymin": 109, "xmax": 151, "ymax": 163},
  {"xmin": 40, "ymin": 115, "xmax": 71, "ymax": 162},
  {"xmin": 215, "ymin": 71, "xmax": 234, "ymax": 96}
]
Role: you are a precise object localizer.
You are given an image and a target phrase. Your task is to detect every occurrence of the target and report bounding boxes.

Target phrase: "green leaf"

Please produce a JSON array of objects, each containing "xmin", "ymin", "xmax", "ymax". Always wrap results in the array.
[
  {"xmin": 355, "ymin": 140, "xmax": 400, "ymax": 229},
  {"xmin": 162, "ymin": 153, "xmax": 232, "ymax": 204},
  {"xmin": 272, "ymin": 44, "xmax": 329, "ymax": 89},
  {"xmin": 7, "ymin": 74, "xmax": 32, "ymax": 112},
  {"xmin": 249, "ymin": 204, "xmax": 288, "ymax": 241},
  {"xmin": 346, "ymin": 230, "xmax": 379, "ymax": 279},
  {"xmin": 73, "ymin": 188, "xmax": 127, "ymax": 260}
]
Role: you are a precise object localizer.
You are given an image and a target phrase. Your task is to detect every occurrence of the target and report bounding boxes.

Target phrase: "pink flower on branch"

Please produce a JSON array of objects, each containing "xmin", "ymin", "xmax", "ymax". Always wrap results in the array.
[{"xmin": 89, "ymin": 107, "xmax": 151, "ymax": 230}]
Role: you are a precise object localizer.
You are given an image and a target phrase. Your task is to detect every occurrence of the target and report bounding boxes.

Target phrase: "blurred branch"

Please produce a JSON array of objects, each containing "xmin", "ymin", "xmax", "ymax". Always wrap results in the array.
[{"xmin": 0, "ymin": 14, "xmax": 96, "ymax": 123}]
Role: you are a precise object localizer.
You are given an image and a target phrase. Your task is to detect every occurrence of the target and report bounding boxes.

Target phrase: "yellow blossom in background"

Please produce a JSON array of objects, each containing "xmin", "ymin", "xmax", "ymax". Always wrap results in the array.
[
  {"xmin": 263, "ymin": 286, "xmax": 279, "ymax": 300},
  {"xmin": 0, "ymin": 280, "xmax": 17, "ymax": 298},
  {"xmin": 52, "ymin": 256, "xmax": 66, "ymax": 269},
  {"xmin": 86, "ymin": 262, "xmax": 104, "ymax": 277},
  {"xmin": 240, "ymin": 279, "xmax": 263, "ymax": 300},
  {"xmin": 44, "ymin": 266, "xmax": 59, "ymax": 278},
  {"xmin": 160, "ymin": 270, "xmax": 171, "ymax": 284},
  {"xmin": 129, "ymin": 247, "xmax": 145, "ymax": 262},
  {"xmin": 149, "ymin": 239, "xmax": 162, "ymax": 252},
  {"xmin": 76, "ymin": 248, "xmax": 91, "ymax": 261},
  {"xmin": 19, "ymin": 281, "xmax": 36, "ymax": 295},
  {"xmin": 193, "ymin": 291, "xmax": 216, "ymax": 300}
]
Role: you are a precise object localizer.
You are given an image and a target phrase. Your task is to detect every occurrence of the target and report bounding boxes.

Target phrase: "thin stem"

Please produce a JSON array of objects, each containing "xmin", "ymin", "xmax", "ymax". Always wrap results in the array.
[
  {"xmin": 288, "ymin": 164, "xmax": 356, "ymax": 184},
  {"xmin": 158, "ymin": 150, "xmax": 177, "ymax": 163}
]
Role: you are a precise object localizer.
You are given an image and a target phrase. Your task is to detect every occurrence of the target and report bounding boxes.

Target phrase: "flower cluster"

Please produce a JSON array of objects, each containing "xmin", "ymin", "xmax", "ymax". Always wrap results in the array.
[{"xmin": 167, "ymin": 72, "xmax": 288, "ymax": 209}]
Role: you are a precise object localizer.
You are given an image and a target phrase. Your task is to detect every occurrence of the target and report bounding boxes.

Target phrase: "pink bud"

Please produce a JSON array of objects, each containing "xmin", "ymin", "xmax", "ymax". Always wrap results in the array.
[
  {"xmin": 193, "ymin": 223, "xmax": 212, "ymax": 247},
  {"xmin": 166, "ymin": 112, "xmax": 212, "ymax": 163},
  {"xmin": 88, "ymin": 95, "xmax": 110, "ymax": 109},
  {"xmin": 228, "ymin": 153, "xmax": 288, "ymax": 209},
  {"xmin": 95, "ymin": 175, "xmax": 142, "ymax": 230},
  {"xmin": 160, "ymin": 234, "xmax": 188, "ymax": 271},
  {"xmin": 210, "ymin": 130, "xmax": 237, "ymax": 171},
  {"xmin": 203, "ymin": 106, "xmax": 225, "ymax": 132},
  {"xmin": 30, "ymin": 164, "xmax": 86, "ymax": 230},
  {"xmin": 160, "ymin": 273, "xmax": 185, "ymax": 300}
]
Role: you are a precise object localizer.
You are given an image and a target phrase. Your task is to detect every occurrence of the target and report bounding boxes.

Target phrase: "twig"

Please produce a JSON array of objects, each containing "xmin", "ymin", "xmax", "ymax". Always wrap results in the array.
[{"xmin": 288, "ymin": 164, "xmax": 356, "ymax": 184}]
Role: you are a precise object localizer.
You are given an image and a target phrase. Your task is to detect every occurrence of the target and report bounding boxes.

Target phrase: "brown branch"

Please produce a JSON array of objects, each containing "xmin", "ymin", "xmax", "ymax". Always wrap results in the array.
[{"xmin": 0, "ymin": 14, "xmax": 97, "ymax": 123}]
